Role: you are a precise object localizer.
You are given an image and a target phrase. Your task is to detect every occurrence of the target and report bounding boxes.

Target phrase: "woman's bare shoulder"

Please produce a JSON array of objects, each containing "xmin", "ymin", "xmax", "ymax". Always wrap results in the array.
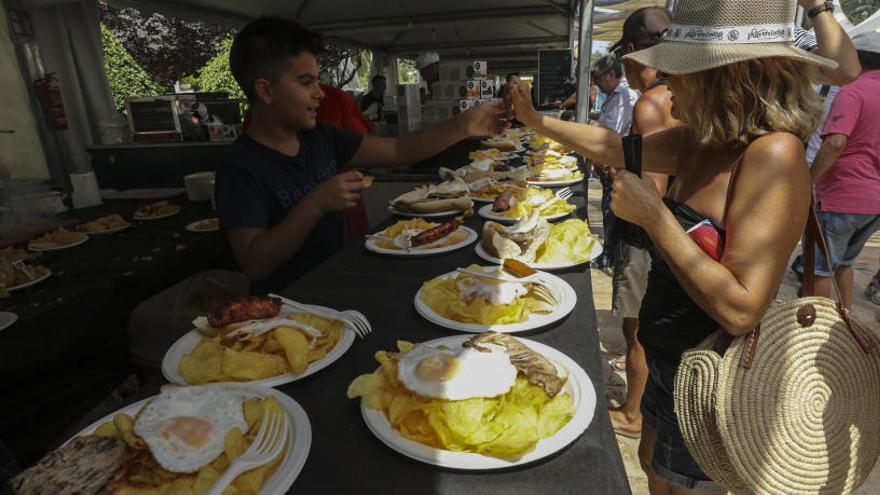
[{"xmin": 742, "ymin": 132, "xmax": 808, "ymax": 178}]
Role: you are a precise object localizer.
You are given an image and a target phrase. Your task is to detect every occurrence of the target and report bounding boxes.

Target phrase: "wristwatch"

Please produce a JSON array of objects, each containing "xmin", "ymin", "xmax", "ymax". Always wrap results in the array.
[{"xmin": 807, "ymin": 1, "xmax": 834, "ymax": 19}]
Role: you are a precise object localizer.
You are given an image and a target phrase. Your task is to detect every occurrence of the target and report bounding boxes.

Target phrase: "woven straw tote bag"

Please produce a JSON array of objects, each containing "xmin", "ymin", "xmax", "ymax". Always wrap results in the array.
[{"xmin": 674, "ymin": 160, "xmax": 880, "ymax": 495}]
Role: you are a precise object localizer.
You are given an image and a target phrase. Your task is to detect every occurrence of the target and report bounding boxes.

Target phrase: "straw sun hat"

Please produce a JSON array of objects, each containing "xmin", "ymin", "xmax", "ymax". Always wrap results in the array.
[{"xmin": 624, "ymin": 0, "xmax": 838, "ymax": 74}]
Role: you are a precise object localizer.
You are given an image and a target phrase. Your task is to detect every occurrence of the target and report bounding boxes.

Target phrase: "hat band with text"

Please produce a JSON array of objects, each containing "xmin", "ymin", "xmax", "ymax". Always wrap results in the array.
[{"xmin": 664, "ymin": 23, "xmax": 796, "ymax": 44}]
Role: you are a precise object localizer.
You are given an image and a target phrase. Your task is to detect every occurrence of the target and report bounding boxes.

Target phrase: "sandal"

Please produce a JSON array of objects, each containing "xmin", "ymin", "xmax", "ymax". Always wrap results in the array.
[
  {"xmin": 613, "ymin": 425, "xmax": 642, "ymax": 439},
  {"xmin": 608, "ymin": 356, "xmax": 626, "ymax": 372}
]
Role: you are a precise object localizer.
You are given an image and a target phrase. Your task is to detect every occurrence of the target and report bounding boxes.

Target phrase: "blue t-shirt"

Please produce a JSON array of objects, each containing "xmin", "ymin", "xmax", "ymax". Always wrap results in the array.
[{"xmin": 215, "ymin": 124, "xmax": 364, "ymax": 293}]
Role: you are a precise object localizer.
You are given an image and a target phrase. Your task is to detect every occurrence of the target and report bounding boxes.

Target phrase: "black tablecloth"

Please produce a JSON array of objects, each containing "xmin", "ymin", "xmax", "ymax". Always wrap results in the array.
[
  {"xmin": 0, "ymin": 198, "xmax": 234, "ymax": 465},
  {"xmin": 273, "ymin": 192, "xmax": 631, "ymax": 494}
]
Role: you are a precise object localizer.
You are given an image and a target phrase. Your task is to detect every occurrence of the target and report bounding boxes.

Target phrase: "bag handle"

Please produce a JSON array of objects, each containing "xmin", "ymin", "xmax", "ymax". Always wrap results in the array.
[{"xmin": 721, "ymin": 157, "xmax": 872, "ymax": 369}]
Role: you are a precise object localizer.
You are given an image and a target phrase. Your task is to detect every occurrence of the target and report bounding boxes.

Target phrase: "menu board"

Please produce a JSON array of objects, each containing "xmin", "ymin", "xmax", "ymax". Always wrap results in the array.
[
  {"xmin": 537, "ymin": 49, "xmax": 572, "ymax": 108},
  {"xmin": 126, "ymin": 97, "xmax": 179, "ymax": 133}
]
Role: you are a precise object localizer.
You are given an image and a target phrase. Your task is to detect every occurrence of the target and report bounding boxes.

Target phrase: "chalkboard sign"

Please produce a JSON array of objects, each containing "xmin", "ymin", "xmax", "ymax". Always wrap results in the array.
[
  {"xmin": 537, "ymin": 49, "xmax": 572, "ymax": 108},
  {"xmin": 126, "ymin": 97, "xmax": 180, "ymax": 134}
]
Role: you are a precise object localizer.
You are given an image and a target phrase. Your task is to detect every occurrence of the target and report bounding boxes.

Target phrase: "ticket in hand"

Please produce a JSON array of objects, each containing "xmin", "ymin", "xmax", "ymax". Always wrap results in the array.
[{"xmin": 686, "ymin": 219, "xmax": 723, "ymax": 261}]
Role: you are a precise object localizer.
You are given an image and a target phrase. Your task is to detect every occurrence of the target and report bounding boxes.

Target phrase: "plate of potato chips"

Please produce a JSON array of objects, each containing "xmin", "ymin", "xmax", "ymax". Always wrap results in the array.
[
  {"xmin": 348, "ymin": 335, "xmax": 596, "ymax": 469},
  {"xmin": 63, "ymin": 383, "xmax": 310, "ymax": 495},
  {"xmin": 162, "ymin": 306, "xmax": 356, "ymax": 388}
]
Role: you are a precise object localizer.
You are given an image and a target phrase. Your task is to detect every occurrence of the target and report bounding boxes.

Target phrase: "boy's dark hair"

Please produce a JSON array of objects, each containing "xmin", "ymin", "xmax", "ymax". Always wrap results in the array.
[
  {"xmin": 505, "ymin": 72, "xmax": 521, "ymax": 82},
  {"xmin": 230, "ymin": 17, "xmax": 323, "ymax": 103},
  {"xmin": 371, "ymin": 74, "xmax": 386, "ymax": 85},
  {"xmin": 857, "ymin": 50, "xmax": 880, "ymax": 72}
]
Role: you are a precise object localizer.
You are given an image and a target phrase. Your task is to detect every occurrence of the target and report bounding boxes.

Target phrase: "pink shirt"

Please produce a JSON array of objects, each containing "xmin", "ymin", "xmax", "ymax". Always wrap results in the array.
[{"xmin": 817, "ymin": 71, "xmax": 880, "ymax": 214}]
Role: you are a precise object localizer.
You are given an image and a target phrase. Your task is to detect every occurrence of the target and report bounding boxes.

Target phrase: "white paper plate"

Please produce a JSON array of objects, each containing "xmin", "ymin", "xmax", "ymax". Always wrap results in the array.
[
  {"xmin": 387, "ymin": 206, "xmax": 467, "ymax": 218},
  {"xmin": 78, "ymin": 224, "xmax": 130, "ymax": 236},
  {"xmin": 66, "ymin": 383, "xmax": 311, "ymax": 494},
  {"xmin": 134, "ymin": 206, "xmax": 182, "ymax": 221},
  {"xmin": 360, "ymin": 335, "xmax": 596, "ymax": 470},
  {"xmin": 6, "ymin": 269, "xmax": 52, "ymax": 292},
  {"xmin": 364, "ymin": 226, "xmax": 477, "ymax": 257},
  {"xmin": 0, "ymin": 312, "xmax": 17, "ymax": 332},
  {"xmin": 474, "ymin": 239, "xmax": 603, "ymax": 270},
  {"xmin": 477, "ymin": 204, "xmax": 572, "ymax": 223},
  {"xmin": 527, "ymin": 177, "xmax": 584, "ymax": 187},
  {"xmin": 162, "ymin": 307, "xmax": 356, "ymax": 388},
  {"xmin": 414, "ymin": 268, "xmax": 577, "ymax": 333},
  {"xmin": 28, "ymin": 235, "xmax": 88, "ymax": 252},
  {"xmin": 186, "ymin": 218, "xmax": 219, "ymax": 233}
]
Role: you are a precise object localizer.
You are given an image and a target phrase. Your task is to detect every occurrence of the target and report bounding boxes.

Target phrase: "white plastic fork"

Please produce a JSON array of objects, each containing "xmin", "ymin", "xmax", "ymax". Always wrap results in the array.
[
  {"xmin": 206, "ymin": 409, "xmax": 288, "ymax": 495},
  {"xmin": 364, "ymin": 232, "xmax": 413, "ymax": 250},
  {"xmin": 11, "ymin": 260, "xmax": 34, "ymax": 281},
  {"xmin": 455, "ymin": 267, "xmax": 561, "ymax": 306},
  {"xmin": 269, "ymin": 294, "xmax": 372, "ymax": 339},
  {"xmin": 341, "ymin": 309, "xmax": 372, "ymax": 337},
  {"xmin": 537, "ymin": 187, "xmax": 573, "ymax": 212}
]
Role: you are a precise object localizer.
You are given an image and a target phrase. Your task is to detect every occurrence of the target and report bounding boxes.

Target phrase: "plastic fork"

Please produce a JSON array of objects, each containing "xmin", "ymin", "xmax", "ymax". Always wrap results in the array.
[
  {"xmin": 364, "ymin": 233, "xmax": 413, "ymax": 250},
  {"xmin": 206, "ymin": 409, "xmax": 288, "ymax": 495},
  {"xmin": 11, "ymin": 260, "xmax": 34, "ymax": 281},
  {"xmin": 269, "ymin": 294, "xmax": 372, "ymax": 339},
  {"xmin": 341, "ymin": 309, "xmax": 372, "ymax": 337},
  {"xmin": 537, "ymin": 187, "xmax": 573, "ymax": 212},
  {"xmin": 455, "ymin": 267, "xmax": 560, "ymax": 306}
]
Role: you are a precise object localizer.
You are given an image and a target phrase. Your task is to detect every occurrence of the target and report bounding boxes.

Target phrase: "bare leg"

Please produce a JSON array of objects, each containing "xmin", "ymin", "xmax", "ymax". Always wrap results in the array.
[
  {"xmin": 639, "ymin": 421, "xmax": 672, "ymax": 495},
  {"xmin": 610, "ymin": 317, "xmax": 647, "ymax": 435},
  {"xmin": 814, "ymin": 275, "xmax": 833, "ymax": 299},
  {"xmin": 834, "ymin": 265, "xmax": 854, "ymax": 309}
]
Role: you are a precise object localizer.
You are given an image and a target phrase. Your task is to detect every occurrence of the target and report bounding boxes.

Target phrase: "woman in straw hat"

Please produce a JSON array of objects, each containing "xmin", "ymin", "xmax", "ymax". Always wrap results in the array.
[{"xmin": 508, "ymin": 0, "xmax": 858, "ymax": 493}]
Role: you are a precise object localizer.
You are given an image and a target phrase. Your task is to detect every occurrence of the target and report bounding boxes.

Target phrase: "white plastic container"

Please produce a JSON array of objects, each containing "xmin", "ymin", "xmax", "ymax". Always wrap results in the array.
[{"xmin": 184, "ymin": 172, "xmax": 215, "ymax": 201}]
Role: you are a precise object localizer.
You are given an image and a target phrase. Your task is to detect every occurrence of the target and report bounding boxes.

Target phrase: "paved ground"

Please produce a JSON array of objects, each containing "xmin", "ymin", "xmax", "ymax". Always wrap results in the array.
[{"xmin": 364, "ymin": 180, "xmax": 880, "ymax": 494}]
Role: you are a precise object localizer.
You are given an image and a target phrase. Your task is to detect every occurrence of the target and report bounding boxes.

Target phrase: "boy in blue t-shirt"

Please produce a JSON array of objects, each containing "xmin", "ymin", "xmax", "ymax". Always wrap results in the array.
[{"xmin": 216, "ymin": 18, "xmax": 506, "ymax": 293}]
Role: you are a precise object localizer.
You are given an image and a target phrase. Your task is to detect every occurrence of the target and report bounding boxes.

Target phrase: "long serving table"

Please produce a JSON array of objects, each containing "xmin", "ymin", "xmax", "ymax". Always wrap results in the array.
[
  {"xmin": 274, "ymin": 189, "xmax": 632, "ymax": 494},
  {"xmin": 0, "ymin": 198, "xmax": 235, "ymax": 465}
]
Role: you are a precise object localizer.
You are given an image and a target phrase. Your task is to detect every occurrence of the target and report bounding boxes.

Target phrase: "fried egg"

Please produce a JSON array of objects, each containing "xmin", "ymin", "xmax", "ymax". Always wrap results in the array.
[
  {"xmin": 134, "ymin": 387, "xmax": 247, "ymax": 473},
  {"xmin": 397, "ymin": 343, "xmax": 517, "ymax": 400},
  {"xmin": 456, "ymin": 269, "xmax": 528, "ymax": 305}
]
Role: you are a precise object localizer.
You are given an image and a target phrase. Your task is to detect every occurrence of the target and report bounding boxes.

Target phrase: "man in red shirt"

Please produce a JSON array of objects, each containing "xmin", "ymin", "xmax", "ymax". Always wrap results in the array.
[{"xmin": 315, "ymin": 83, "xmax": 372, "ymax": 239}]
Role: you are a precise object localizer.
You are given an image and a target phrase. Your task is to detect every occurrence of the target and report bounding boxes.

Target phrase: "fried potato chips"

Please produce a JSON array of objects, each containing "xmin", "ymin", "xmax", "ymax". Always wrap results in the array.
[
  {"xmin": 179, "ymin": 313, "xmax": 343, "ymax": 384},
  {"xmin": 348, "ymin": 341, "xmax": 575, "ymax": 459}
]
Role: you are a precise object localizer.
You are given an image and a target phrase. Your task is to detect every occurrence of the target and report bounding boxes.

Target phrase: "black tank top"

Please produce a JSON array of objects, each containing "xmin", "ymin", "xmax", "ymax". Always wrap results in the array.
[{"xmin": 637, "ymin": 198, "xmax": 724, "ymax": 363}]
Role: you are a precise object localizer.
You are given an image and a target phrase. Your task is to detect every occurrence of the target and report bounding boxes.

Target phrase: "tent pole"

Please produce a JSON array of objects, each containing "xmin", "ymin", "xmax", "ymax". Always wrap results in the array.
[{"xmin": 575, "ymin": 0, "xmax": 594, "ymax": 123}]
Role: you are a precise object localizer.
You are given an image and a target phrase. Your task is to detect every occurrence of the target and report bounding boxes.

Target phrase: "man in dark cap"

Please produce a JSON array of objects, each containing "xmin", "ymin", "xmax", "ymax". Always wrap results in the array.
[{"xmin": 606, "ymin": 6, "xmax": 681, "ymax": 440}]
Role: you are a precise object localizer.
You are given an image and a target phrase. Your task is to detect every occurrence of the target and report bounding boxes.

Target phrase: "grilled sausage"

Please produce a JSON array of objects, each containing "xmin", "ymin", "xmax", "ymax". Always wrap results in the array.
[
  {"xmin": 412, "ymin": 220, "xmax": 460, "ymax": 246},
  {"xmin": 493, "ymin": 191, "xmax": 515, "ymax": 212},
  {"xmin": 207, "ymin": 296, "xmax": 282, "ymax": 327}
]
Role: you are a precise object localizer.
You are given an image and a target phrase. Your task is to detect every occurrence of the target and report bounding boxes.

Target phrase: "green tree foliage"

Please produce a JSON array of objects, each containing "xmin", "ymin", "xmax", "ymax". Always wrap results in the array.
[
  {"xmin": 398, "ymin": 58, "xmax": 420, "ymax": 83},
  {"xmin": 197, "ymin": 37, "xmax": 247, "ymax": 109},
  {"xmin": 101, "ymin": 24, "xmax": 163, "ymax": 113},
  {"xmin": 99, "ymin": 2, "xmax": 231, "ymax": 86}
]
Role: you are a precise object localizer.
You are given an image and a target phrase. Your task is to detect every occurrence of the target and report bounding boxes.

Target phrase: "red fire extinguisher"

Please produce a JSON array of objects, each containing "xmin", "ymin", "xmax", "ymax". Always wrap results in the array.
[{"xmin": 33, "ymin": 73, "xmax": 68, "ymax": 131}]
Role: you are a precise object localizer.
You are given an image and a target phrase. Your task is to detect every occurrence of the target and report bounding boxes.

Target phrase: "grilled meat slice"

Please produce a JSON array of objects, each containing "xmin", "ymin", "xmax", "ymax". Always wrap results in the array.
[
  {"xmin": 463, "ymin": 332, "xmax": 567, "ymax": 397},
  {"xmin": 493, "ymin": 191, "xmax": 515, "ymax": 212},
  {"xmin": 11, "ymin": 436, "xmax": 126, "ymax": 495},
  {"xmin": 207, "ymin": 296, "xmax": 282, "ymax": 328}
]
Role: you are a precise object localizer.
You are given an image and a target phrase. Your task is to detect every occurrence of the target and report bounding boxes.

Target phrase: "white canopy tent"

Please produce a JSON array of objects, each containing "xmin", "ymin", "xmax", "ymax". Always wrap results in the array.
[{"xmin": 10, "ymin": 0, "xmax": 878, "ymax": 198}]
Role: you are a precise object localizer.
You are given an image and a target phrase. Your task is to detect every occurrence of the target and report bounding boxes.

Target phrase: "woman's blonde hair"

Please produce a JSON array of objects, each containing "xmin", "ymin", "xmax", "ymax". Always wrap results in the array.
[{"xmin": 673, "ymin": 57, "xmax": 822, "ymax": 146}]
